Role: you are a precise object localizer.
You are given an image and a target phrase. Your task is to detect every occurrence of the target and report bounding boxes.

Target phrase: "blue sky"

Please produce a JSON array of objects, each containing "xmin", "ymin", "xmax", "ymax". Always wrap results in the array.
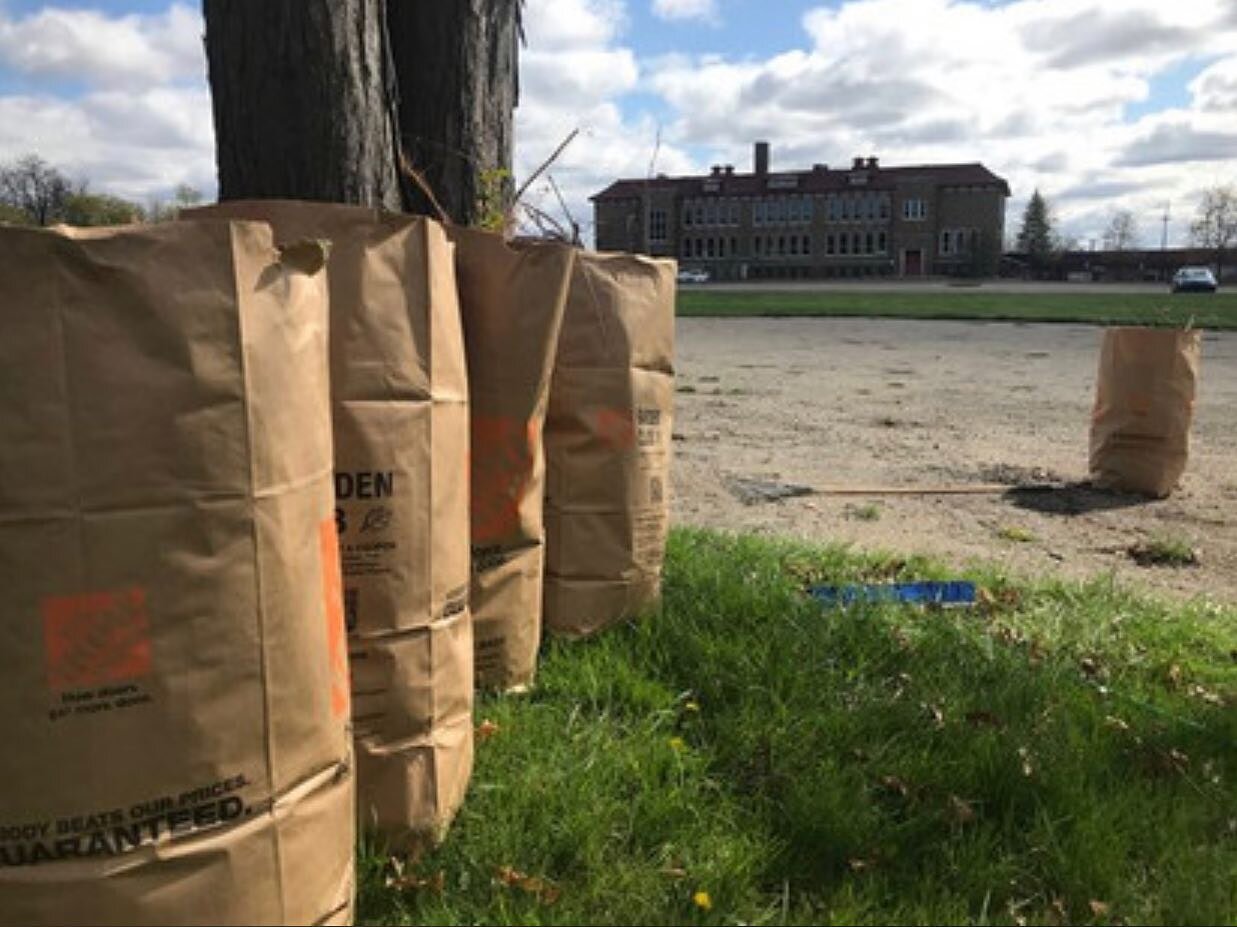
[{"xmin": 1, "ymin": 0, "xmax": 1235, "ymax": 246}]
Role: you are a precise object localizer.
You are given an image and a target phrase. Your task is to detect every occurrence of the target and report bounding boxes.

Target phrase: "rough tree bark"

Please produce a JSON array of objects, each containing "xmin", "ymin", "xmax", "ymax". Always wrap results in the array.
[
  {"xmin": 203, "ymin": 0, "xmax": 402, "ymax": 209},
  {"xmin": 204, "ymin": 2, "xmax": 519, "ymax": 220},
  {"xmin": 385, "ymin": 0, "xmax": 520, "ymax": 225}
]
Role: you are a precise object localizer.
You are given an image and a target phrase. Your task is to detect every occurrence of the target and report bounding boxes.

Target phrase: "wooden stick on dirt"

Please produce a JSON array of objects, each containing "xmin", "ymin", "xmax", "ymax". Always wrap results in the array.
[{"xmin": 814, "ymin": 484, "xmax": 1018, "ymax": 495}]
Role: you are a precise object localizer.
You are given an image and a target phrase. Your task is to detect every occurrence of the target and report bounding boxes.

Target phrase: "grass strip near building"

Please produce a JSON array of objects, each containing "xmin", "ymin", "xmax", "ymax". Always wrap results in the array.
[
  {"xmin": 677, "ymin": 288, "xmax": 1237, "ymax": 329},
  {"xmin": 359, "ymin": 528, "xmax": 1236, "ymax": 926}
]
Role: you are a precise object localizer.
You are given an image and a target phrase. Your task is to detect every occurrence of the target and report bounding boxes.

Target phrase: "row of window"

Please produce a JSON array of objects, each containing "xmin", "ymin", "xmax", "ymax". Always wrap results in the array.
[
  {"xmin": 681, "ymin": 199, "xmax": 741, "ymax": 228},
  {"xmin": 676, "ymin": 193, "xmax": 928, "ymax": 229},
  {"xmin": 939, "ymin": 227, "xmax": 979, "ymax": 255},
  {"xmin": 827, "ymin": 192, "xmax": 892, "ymax": 222},
  {"xmin": 680, "ymin": 236, "xmax": 741, "ymax": 259},
  {"xmin": 826, "ymin": 230, "xmax": 888, "ymax": 256},
  {"xmin": 680, "ymin": 230, "xmax": 891, "ymax": 260},
  {"xmin": 753, "ymin": 196, "xmax": 814, "ymax": 226},
  {"xmin": 753, "ymin": 234, "xmax": 813, "ymax": 256}
]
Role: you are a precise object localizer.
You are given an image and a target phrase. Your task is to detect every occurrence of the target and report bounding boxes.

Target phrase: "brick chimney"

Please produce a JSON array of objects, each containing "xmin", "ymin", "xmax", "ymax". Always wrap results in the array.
[
  {"xmin": 852, "ymin": 156, "xmax": 864, "ymax": 170},
  {"xmin": 755, "ymin": 141, "xmax": 770, "ymax": 176},
  {"xmin": 867, "ymin": 156, "xmax": 879, "ymax": 169},
  {"xmin": 724, "ymin": 165, "xmax": 735, "ymax": 176}
]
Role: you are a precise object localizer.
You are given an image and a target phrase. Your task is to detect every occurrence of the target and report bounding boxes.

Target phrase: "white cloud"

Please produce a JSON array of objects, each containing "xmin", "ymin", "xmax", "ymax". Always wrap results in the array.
[
  {"xmin": 652, "ymin": 0, "xmax": 719, "ymax": 23},
  {"xmin": 516, "ymin": 0, "xmax": 695, "ymax": 240},
  {"xmin": 0, "ymin": 3, "xmax": 202, "ymax": 89},
  {"xmin": 642, "ymin": 0, "xmax": 1237, "ymax": 245}
]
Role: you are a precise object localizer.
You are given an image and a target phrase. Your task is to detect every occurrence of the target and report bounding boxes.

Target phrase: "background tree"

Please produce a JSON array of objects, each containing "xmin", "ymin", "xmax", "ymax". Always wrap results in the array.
[
  {"xmin": 386, "ymin": 1, "xmax": 521, "ymax": 224},
  {"xmin": 203, "ymin": 0, "xmax": 402, "ymax": 209},
  {"xmin": 1103, "ymin": 208, "xmax": 1140, "ymax": 251},
  {"xmin": 1190, "ymin": 184, "xmax": 1236, "ymax": 281},
  {"xmin": 0, "ymin": 155, "xmax": 74, "ymax": 225},
  {"xmin": 63, "ymin": 192, "xmax": 144, "ymax": 226},
  {"xmin": 1016, "ymin": 189, "xmax": 1058, "ymax": 274}
]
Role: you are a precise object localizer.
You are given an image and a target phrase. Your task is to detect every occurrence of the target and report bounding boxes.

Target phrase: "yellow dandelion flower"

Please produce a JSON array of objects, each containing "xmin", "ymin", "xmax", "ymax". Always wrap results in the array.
[
  {"xmin": 668, "ymin": 736, "xmax": 686, "ymax": 751},
  {"xmin": 693, "ymin": 890, "xmax": 712, "ymax": 911},
  {"xmin": 684, "ymin": 701, "xmax": 701, "ymax": 713}
]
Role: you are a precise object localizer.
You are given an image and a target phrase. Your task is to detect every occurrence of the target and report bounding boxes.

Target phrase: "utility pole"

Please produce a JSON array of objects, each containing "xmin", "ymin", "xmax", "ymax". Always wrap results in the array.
[{"xmin": 1160, "ymin": 201, "xmax": 1170, "ymax": 250}]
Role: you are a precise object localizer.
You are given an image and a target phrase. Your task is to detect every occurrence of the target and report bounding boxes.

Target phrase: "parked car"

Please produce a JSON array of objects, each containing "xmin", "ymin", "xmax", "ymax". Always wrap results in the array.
[
  {"xmin": 676, "ymin": 267, "xmax": 710, "ymax": 284},
  {"xmin": 1171, "ymin": 266, "xmax": 1218, "ymax": 293}
]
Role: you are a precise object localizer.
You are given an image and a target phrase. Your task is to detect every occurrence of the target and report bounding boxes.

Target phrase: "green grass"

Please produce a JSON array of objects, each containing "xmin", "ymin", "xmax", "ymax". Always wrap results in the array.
[
  {"xmin": 1129, "ymin": 534, "xmax": 1201, "ymax": 568},
  {"xmin": 677, "ymin": 289, "xmax": 1237, "ymax": 329},
  {"xmin": 359, "ymin": 528, "xmax": 1237, "ymax": 926}
]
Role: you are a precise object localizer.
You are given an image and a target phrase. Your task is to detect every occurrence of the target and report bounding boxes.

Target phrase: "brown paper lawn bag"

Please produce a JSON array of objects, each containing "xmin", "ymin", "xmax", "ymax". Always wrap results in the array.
[
  {"xmin": 188, "ymin": 201, "xmax": 472, "ymax": 852},
  {"xmin": 0, "ymin": 220, "xmax": 353, "ymax": 925},
  {"xmin": 543, "ymin": 252, "xmax": 676, "ymax": 638},
  {"xmin": 1090, "ymin": 326, "xmax": 1201, "ymax": 498},
  {"xmin": 450, "ymin": 227, "xmax": 574, "ymax": 691}
]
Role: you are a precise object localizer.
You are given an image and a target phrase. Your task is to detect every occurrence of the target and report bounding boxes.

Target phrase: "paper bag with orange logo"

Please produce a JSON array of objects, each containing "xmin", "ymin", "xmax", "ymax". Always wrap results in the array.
[
  {"xmin": 450, "ymin": 228, "xmax": 574, "ymax": 691},
  {"xmin": 1089, "ymin": 326, "xmax": 1201, "ymax": 498},
  {"xmin": 543, "ymin": 252, "xmax": 676, "ymax": 638},
  {"xmin": 0, "ymin": 221, "xmax": 353, "ymax": 925},
  {"xmin": 187, "ymin": 201, "xmax": 472, "ymax": 853}
]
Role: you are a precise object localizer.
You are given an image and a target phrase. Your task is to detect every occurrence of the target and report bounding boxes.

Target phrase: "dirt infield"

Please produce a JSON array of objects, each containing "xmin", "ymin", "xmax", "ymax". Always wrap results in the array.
[{"xmin": 671, "ymin": 317, "xmax": 1237, "ymax": 605}]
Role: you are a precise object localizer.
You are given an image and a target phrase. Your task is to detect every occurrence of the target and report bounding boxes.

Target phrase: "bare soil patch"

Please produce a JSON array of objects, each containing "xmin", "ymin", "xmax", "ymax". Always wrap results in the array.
[{"xmin": 672, "ymin": 317, "xmax": 1237, "ymax": 604}]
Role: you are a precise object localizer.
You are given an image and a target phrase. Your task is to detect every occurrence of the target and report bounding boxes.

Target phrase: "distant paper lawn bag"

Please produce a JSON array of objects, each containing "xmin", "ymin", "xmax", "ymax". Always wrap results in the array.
[
  {"xmin": 450, "ymin": 227, "xmax": 574, "ymax": 690},
  {"xmin": 0, "ymin": 221, "xmax": 353, "ymax": 925},
  {"xmin": 1090, "ymin": 326, "xmax": 1201, "ymax": 498},
  {"xmin": 543, "ymin": 252, "xmax": 677, "ymax": 638},
  {"xmin": 188, "ymin": 202, "xmax": 473, "ymax": 852}
]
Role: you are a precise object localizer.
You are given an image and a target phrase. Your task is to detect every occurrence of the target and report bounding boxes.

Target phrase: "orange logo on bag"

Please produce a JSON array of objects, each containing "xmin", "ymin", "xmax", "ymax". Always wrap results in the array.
[
  {"xmin": 595, "ymin": 408, "xmax": 636, "ymax": 450},
  {"xmin": 319, "ymin": 519, "xmax": 351, "ymax": 719},
  {"xmin": 42, "ymin": 587, "xmax": 152, "ymax": 691},
  {"xmin": 471, "ymin": 415, "xmax": 537, "ymax": 544}
]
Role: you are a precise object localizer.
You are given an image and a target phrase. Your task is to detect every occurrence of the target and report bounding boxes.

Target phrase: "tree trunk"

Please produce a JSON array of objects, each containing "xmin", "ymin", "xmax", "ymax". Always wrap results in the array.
[
  {"xmin": 386, "ymin": 0, "xmax": 519, "ymax": 225},
  {"xmin": 204, "ymin": 0, "xmax": 402, "ymax": 209}
]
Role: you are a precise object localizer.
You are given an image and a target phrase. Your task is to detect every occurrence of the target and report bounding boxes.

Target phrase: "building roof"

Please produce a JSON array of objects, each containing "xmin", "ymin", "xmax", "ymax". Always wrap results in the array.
[{"xmin": 592, "ymin": 161, "xmax": 1011, "ymax": 201}]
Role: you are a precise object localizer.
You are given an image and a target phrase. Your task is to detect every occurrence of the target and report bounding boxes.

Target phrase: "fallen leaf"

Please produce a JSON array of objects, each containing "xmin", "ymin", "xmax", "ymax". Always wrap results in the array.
[
  {"xmin": 923, "ymin": 702, "xmax": 945, "ymax": 729},
  {"xmin": 847, "ymin": 856, "xmax": 876, "ymax": 872},
  {"xmin": 495, "ymin": 865, "xmax": 525, "ymax": 887},
  {"xmin": 1166, "ymin": 664, "xmax": 1183, "ymax": 688},
  {"xmin": 476, "ymin": 719, "xmax": 500, "ymax": 741},
  {"xmin": 879, "ymin": 775, "xmax": 910, "ymax": 798},
  {"xmin": 1089, "ymin": 899, "xmax": 1110, "ymax": 917},
  {"xmin": 1188, "ymin": 684, "xmax": 1225, "ymax": 707},
  {"xmin": 948, "ymin": 794, "xmax": 976, "ymax": 824},
  {"xmin": 965, "ymin": 709, "xmax": 1004, "ymax": 729},
  {"xmin": 1050, "ymin": 896, "xmax": 1069, "ymax": 923},
  {"xmin": 660, "ymin": 867, "xmax": 687, "ymax": 880},
  {"xmin": 1018, "ymin": 746, "xmax": 1035, "ymax": 778},
  {"xmin": 1080, "ymin": 655, "xmax": 1103, "ymax": 678},
  {"xmin": 1104, "ymin": 715, "xmax": 1130, "ymax": 732}
]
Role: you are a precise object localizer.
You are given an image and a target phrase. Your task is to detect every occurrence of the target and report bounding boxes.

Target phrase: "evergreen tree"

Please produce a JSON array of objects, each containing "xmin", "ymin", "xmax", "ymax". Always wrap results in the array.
[{"xmin": 1016, "ymin": 189, "xmax": 1056, "ymax": 260}]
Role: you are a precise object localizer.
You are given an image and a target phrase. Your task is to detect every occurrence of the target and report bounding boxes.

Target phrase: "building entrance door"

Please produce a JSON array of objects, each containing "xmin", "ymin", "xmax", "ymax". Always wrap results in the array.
[{"xmin": 903, "ymin": 249, "xmax": 923, "ymax": 276}]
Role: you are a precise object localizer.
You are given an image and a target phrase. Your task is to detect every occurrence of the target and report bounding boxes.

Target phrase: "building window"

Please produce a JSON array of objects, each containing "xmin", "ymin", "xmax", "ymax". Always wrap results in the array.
[
  {"xmin": 649, "ymin": 209, "xmax": 667, "ymax": 243},
  {"xmin": 903, "ymin": 198, "xmax": 927, "ymax": 221},
  {"xmin": 683, "ymin": 202, "xmax": 693, "ymax": 227},
  {"xmin": 828, "ymin": 196, "xmax": 840, "ymax": 221},
  {"xmin": 804, "ymin": 233, "xmax": 813, "ymax": 255},
  {"xmin": 878, "ymin": 231, "xmax": 887, "ymax": 253},
  {"xmin": 839, "ymin": 233, "xmax": 849, "ymax": 255},
  {"xmin": 681, "ymin": 238, "xmax": 692, "ymax": 258},
  {"xmin": 866, "ymin": 231, "xmax": 874, "ymax": 254},
  {"xmin": 731, "ymin": 236, "xmax": 739, "ymax": 256},
  {"xmin": 826, "ymin": 233, "xmax": 836, "ymax": 255},
  {"xmin": 880, "ymin": 195, "xmax": 891, "ymax": 220}
]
